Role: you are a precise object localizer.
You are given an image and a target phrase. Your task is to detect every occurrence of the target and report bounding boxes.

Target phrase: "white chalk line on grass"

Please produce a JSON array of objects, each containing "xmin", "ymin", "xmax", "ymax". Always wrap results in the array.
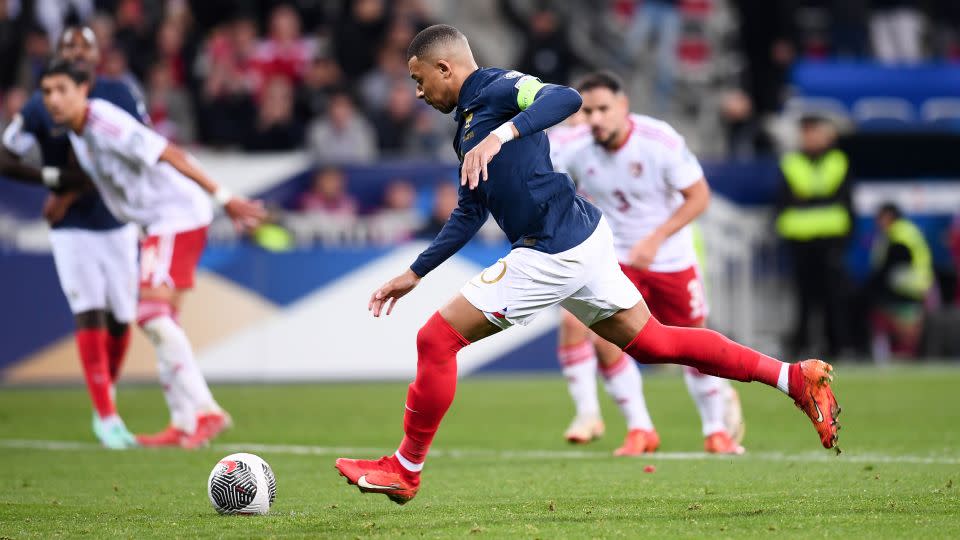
[{"xmin": 0, "ymin": 438, "xmax": 958, "ymax": 466}]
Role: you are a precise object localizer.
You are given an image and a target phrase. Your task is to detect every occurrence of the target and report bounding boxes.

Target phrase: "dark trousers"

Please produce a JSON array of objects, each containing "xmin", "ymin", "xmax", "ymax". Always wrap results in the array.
[{"xmin": 786, "ymin": 238, "xmax": 851, "ymax": 355}]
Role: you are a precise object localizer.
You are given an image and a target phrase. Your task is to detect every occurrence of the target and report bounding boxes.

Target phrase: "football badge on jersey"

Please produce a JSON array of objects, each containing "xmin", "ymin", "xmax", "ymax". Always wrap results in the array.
[{"xmin": 629, "ymin": 162, "xmax": 644, "ymax": 177}]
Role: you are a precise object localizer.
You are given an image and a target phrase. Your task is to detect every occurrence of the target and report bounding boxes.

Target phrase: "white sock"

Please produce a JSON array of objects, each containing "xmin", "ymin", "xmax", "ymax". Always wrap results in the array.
[
  {"xmin": 559, "ymin": 341, "xmax": 601, "ymax": 418},
  {"xmin": 683, "ymin": 367, "xmax": 728, "ymax": 436},
  {"xmin": 600, "ymin": 354, "xmax": 654, "ymax": 431},
  {"xmin": 143, "ymin": 315, "xmax": 220, "ymax": 427},
  {"xmin": 776, "ymin": 362, "xmax": 791, "ymax": 395},
  {"xmin": 156, "ymin": 354, "xmax": 196, "ymax": 433},
  {"xmin": 394, "ymin": 451, "xmax": 423, "ymax": 473}
]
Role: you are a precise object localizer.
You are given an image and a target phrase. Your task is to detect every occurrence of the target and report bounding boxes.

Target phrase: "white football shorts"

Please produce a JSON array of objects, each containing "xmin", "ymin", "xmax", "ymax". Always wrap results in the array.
[
  {"xmin": 461, "ymin": 216, "xmax": 642, "ymax": 329},
  {"xmin": 48, "ymin": 224, "xmax": 139, "ymax": 322}
]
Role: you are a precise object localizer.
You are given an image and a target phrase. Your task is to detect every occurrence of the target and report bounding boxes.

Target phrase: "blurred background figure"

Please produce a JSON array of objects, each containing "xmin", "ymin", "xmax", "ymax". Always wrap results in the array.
[
  {"xmin": 298, "ymin": 167, "xmax": 357, "ymax": 217},
  {"xmin": 416, "ymin": 181, "xmax": 459, "ymax": 239},
  {"xmin": 369, "ymin": 178, "xmax": 422, "ymax": 244},
  {"xmin": 775, "ymin": 115, "xmax": 853, "ymax": 357},
  {"xmin": 866, "ymin": 203, "xmax": 934, "ymax": 361},
  {"xmin": 623, "ymin": 0, "xmax": 680, "ymax": 116},
  {"xmin": 308, "ymin": 89, "xmax": 377, "ymax": 164},
  {"xmin": 244, "ymin": 75, "xmax": 304, "ymax": 152},
  {"xmin": 870, "ymin": 0, "xmax": 924, "ymax": 63}
]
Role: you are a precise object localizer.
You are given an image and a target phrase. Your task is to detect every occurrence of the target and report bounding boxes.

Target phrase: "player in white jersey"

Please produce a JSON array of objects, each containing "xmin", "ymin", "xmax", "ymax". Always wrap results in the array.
[
  {"xmin": 39, "ymin": 59, "xmax": 267, "ymax": 448},
  {"xmin": 551, "ymin": 71, "xmax": 745, "ymax": 455}
]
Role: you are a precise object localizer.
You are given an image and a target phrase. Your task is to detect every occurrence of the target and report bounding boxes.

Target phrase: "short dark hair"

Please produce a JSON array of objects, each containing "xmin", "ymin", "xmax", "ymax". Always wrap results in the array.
[
  {"xmin": 41, "ymin": 58, "xmax": 90, "ymax": 85},
  {"xmin": 407, "ymin": 24, "xmax": 464, "ymax": 60},
  {"xmin": 877, "ymin": 202, "xmax": 902, "ymax": 220},
  {"xmin": 575, "ymin": 71, "xmax": 625, "ymax": 94}
]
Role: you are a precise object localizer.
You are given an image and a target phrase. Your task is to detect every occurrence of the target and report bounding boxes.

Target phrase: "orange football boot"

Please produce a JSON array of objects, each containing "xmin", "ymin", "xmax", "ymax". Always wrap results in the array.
[
  {"xmin": 180, "ymin": 411, "xmax": 232, "ymax": 449},
  {"xmin": 335, "ymin": 456, "xmax": 420, "ymax": 505},
  {"xmin": 792, "ymin": 360, "xmax": 841, "ymax": 452},
  {"xmin": 704, "ymin": 431, "xmax": 745, "ymax": 455},
  {"xmin": 136, "ymin": 425, "xmax": 185, "ymax": 447},
  {"xmin": 614, "ymin": 429, "xmax": 660, "ymax": 456}
]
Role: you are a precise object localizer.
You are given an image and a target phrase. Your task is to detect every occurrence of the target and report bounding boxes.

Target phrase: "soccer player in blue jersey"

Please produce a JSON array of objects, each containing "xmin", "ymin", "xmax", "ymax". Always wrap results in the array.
[
  {"xmin": 335, "ymin": 24, "xmax": 841, "ymax": 504},
  {"xmin": 1, "ymin": 27, "xmax": 144, "ymax": 448}
]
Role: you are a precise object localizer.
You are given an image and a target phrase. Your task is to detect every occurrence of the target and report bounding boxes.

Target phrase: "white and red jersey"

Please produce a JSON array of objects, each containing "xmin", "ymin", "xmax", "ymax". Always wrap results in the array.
[
  {"xmin": 69, "ymin": 99, "xmax": 213, "ymax": 235},
  {"xmin": 555, "ymin": 113, "xmax": 705, "ymax": 272},
  {"xmin": 547, "ymin": 122, "xmax": 590, "ymax": 166}
]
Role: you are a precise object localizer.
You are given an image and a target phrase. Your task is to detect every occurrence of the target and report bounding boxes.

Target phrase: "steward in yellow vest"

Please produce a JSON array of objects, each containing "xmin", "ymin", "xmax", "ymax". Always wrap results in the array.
[
  {"xmin": 866, "ymin": 203, "xmax": 934, "ymax": 358},
  {"xmin": 775, "ymin": 115, "xmax": 853, "ymax": 356},
  {"xmin": 869, "ymin": 204, "xmax": 934, "ymax": 303}
]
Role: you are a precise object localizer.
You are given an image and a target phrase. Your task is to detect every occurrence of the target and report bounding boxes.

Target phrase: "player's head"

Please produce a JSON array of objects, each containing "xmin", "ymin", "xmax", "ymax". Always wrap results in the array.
[
  {"xmin": 876, "ymin": 202, "xmax": 902, "ymax": 232},
  {"xmin": 58, "ymin": 26, "xmax": 100, "ymax": 74},
  {"xmin": 407, "ymin": 24, "xmax": 477, "ymax": 114},
  {"xmin": 576, "ymin": 71, "xmax": 630, "ymax": 149},
  {"xmin": 40, "ymin": 58, "xmax": 91, "ymax": 126},
  {"xmin": 798, "ymin": 114, "xmax": 836, "ymax": 154}
]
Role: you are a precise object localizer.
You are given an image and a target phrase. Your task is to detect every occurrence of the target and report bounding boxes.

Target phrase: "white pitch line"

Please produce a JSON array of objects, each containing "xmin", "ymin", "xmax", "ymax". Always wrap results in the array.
[{"xmin": 1, "ymin": 439, "xmax": 958, "ymax": 466}]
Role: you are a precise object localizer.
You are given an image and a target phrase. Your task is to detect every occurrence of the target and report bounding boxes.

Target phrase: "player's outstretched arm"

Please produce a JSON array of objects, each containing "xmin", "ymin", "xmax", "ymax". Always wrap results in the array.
[
  {"xmin": 369, "ymin": 269, "xmax": 422, "ymax": 317},
  {"xmin": 158, "ymin": 143, "xmax": 267, "ymax": 231}
]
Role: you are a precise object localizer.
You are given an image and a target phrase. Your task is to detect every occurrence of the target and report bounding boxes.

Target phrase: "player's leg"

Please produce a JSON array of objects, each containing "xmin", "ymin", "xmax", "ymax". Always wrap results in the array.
[
  {"xmin": 337, "ymin": 248, "xmax": 579, "ymax": 503},
  {"xmin": 647, "ymin": 266, "xmax": 745, "ymax": 453},
  {"xmin": 49, "ymin": 229, "xmax": 136, "ymax": 449},
  {"xmin": 589, "ymin": 302, "xmax": 840, "ymax": 451},
  {"xmin": 557, "ymin": 310, "xmax": 604, "ymax": 444},
  {"xmin": 135, "ymin": 227, "xmax": 227, "ymax": 448},
  {"xmin": 566, "ymin": 219, "xmax": 839, "ymax": 451},
  {"xmin": 336, "ymin": 293, "xmax": 500, "ymax": 504},
  {"xmin": 595, "ymin": 337, "xmax": 659, "ymax": 455},
  {"xmin": 103, "ymin": 223, "xmax": 138, "ymax": 385}
]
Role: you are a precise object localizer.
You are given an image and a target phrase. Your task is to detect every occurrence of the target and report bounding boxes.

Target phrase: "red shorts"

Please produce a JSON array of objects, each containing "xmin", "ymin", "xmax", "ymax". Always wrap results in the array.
[
  {"xmin": 139, "ymin": 226, "xmax": 208, "ymax": 290},
  {"xmin": 619, "ymin": 264, "xmax": 707, "ymax": 327}
]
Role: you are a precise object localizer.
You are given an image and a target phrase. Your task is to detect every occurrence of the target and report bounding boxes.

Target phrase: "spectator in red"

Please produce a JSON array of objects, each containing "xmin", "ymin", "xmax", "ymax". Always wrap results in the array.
[
  {"xmin": 298, "ymin": 167, "xmax": 358, "ymax": 216},
  {"xmin": 250, "ymin": 4, "xmax": 316, "ymax": 94}
]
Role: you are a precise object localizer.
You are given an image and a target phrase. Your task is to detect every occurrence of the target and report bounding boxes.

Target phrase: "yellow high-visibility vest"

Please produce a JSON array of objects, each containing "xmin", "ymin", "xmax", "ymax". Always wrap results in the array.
[
  {"xmin": 872, "ymin": 218, "xmax": 934, "ymax": 300},
  {"xmin": 775, "ymin": 150, "xmax": 852, "ymax": 241}
]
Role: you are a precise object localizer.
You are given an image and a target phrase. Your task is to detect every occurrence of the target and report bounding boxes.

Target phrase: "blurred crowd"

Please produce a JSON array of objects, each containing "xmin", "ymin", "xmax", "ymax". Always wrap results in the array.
[
  {"xmin": 0, "ymin": 0, "xmax": 455, "ymax": 160},
  {"xmin": 1, "ymin": 0, "xmax": 958, "ymax": 160}
]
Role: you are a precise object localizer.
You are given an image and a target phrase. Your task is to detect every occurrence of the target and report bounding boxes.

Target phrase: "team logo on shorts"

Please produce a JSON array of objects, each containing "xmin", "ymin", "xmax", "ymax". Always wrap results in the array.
[
  {"xmin": 630, "ymin": 162, "xmax": 644, "ymax": 177},
  {"xmin": 480, "ymin": 260, "xmax": 507, "ymax": 284}
]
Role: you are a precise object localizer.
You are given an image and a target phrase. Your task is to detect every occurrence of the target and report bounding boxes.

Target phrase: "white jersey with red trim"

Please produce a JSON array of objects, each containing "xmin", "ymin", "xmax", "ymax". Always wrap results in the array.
[
  {"xmin": 554, "ymin": 113, "xmax": 704, "ymax": 272},
  {"xmin": 68, "ymin": 98, "xmax": 212, "ymax": 235}
]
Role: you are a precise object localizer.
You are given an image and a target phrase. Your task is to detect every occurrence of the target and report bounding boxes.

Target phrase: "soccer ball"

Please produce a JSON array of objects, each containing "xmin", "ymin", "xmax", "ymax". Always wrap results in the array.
[{"xmin": 207, "ymin": 453, "xmax": 277, "ymax": 515}]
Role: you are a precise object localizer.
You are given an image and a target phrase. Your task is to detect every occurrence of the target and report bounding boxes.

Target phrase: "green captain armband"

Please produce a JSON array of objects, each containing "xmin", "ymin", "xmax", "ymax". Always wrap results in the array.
[{"xmin": 516, "ymin": 76, "xmax": 547, "ymax": 111}]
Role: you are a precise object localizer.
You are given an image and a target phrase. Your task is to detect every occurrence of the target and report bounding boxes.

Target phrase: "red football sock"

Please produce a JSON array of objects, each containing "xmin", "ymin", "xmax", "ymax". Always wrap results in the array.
[
  {"xmin": 75, "ymin": 329, "xmax": 116, "ymax": 418},
  {"xmin": 623, "ymin": 317, "xmax": 785, "ymax": 389},
  {"xmin": 106, "ymin": 326, "xmax": 131, "ymax": 383},
  {"xmin": 397, "ymin": 311, "xmax": 470, "ymax": 468}
]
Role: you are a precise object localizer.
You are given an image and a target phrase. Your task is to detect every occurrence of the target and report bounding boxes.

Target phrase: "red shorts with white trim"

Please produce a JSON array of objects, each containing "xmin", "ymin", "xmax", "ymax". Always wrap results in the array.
[
  {"xmin": 619, "ymin": 264, "xmax": 708, "ymax": 327},
  {"xmin": 139, "ymin": 226, "xmax": 208, "ymax": 290}
]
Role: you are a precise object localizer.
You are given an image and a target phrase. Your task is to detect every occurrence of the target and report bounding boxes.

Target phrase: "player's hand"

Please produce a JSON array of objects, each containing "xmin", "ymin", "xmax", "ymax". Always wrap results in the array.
[
  {"xmin": 460, "ymin": 134, "xmax": 502, "ymax": 190},
  {"xmin": 225, "ymin": 197, "xmax": 268, "ymax": 232},
  {"xmin": 42, "ymin": 192, "xmax": 78, "ymax": 225},
  {"xmin": 629, "ymin": 232, "xmax": 665, "ymax": 270},
  {"xmin": 369, "ymin": 268, "xmax": 421, "ymax": 317}
]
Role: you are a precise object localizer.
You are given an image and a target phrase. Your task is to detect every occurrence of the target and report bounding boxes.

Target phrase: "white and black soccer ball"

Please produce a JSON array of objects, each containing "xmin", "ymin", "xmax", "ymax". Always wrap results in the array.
[{"xmin": 207, "ymin": 453, "xmax": 277, "ymax": 515}]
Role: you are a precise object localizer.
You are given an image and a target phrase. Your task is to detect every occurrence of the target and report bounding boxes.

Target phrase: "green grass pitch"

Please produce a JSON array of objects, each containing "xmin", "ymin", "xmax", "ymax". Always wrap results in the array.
[{"xmin": 1, "ymin": 365, "xmax": 958, "ymax": 538}]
